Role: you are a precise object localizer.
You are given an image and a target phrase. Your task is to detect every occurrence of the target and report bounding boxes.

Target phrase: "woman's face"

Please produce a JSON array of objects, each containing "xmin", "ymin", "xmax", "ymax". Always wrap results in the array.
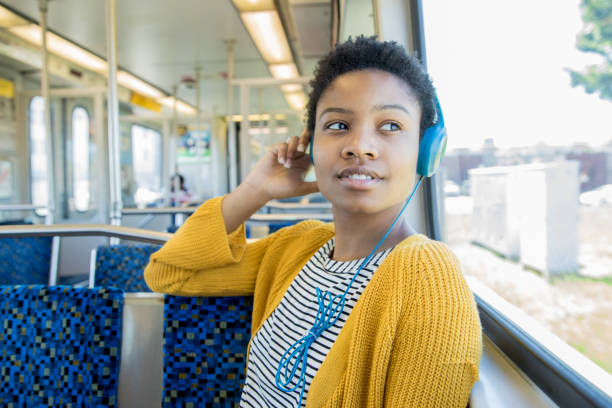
[{"xmin": 313, "ymin": 69, "xmax": 421, "ymax": 215}]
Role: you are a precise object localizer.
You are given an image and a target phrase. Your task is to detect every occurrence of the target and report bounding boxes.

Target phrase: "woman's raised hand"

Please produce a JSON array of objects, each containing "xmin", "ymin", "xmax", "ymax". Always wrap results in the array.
[{"xmin": 244, "ymin": 129, "xmax": 318, "ymax": 201}]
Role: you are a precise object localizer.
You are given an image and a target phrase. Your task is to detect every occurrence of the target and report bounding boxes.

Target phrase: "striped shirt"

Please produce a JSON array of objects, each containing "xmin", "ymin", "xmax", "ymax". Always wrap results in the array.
[{"xmin": 240, "ymin": 238, "xmax": 394, "ymax": 407}]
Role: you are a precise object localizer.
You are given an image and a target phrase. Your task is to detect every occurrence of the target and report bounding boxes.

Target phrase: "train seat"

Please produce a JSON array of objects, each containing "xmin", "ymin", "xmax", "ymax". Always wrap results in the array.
[
  {"xmin": 0, "ymin": 285, "xmax": 123, "ymax": 407},
  {"xmin": 0, "ymin": 284, "xmax": 558, "ymax": 407},
  {"xmin": 162, "ymin": 295, "xmax": 253, "ymax": 407},
  {"xmin": 0, "ymin": 237, "xmax": 52, "ymax": 285},
  {"xmin": 91, "ymin": 244, "xmax": 161, "ymax": 292},
  {"xmin": 268, "ymin": 221, "xmax": 296, "ymax": 234}
]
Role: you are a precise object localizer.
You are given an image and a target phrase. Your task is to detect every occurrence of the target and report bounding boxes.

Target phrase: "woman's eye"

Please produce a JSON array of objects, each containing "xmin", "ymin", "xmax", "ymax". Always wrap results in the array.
[
  {"xmin": 327, "ymin": 122, "xmax": 347, "ymax": 130},
  {"xmin": 380, "ymin": 122, "xmax": 400, "ymax": 131}
]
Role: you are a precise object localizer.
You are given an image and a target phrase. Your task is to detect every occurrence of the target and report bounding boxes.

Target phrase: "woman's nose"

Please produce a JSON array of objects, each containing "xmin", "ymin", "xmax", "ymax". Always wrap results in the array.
[{"xmin": 341, "ymin": 127, "xmax": 379, "ymax": 160}]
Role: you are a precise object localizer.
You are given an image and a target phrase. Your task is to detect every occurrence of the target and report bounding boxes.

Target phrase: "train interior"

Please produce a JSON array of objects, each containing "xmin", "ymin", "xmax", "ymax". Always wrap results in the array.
[{"xmin": 0, "ymin": 0, "xmax": 610, "ymax": 407}]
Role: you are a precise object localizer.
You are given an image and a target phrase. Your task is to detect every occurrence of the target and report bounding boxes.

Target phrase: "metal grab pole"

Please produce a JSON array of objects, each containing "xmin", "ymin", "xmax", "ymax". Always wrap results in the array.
[
  {"xmin": 162, "ymin": 119, "xmax": 171, "ymax": 205},
  {"xmin": 226, "ymin": 40, "xmax": 237, "ymax": 191},
  {"xmin": 168, "ymin": 85, "xmax": 178, "ymax": 227},
  {"xmin": 195, "ymin": 65, "xmax": 201, "ymax": 144},
  {"xmin": 239, "ymin": 84, "xmax": 250, "ymax": 182},
  {"xmin": 170, "ymin": 84, "xmax": 178, "ymax": 176},
  {"xmin": 39, "ymin": 0, "xmax": 60, "ymax": 285},
  {"xmin": 39, "ymin": 0, "xmax": 54, "ymax": 226},
  {"xmin": 106, "ymin": 0, "xmax": 122, "ymax": 235}
]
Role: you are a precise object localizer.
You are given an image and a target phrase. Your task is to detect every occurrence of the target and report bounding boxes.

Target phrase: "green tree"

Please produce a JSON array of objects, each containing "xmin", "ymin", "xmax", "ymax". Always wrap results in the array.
[{"xmin": 568, "ymin": 0, "xmax": 612, "ymax": 101}]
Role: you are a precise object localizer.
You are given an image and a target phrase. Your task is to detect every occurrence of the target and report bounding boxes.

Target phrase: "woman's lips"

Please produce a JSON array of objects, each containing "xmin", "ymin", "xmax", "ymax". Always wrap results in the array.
[{"xmin": 337, "ymin": 176, "xmax": 382, "ymax": 190}]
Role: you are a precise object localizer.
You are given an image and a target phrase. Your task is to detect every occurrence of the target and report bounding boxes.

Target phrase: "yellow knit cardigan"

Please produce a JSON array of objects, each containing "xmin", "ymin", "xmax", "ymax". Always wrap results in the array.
[{"xmin": 144, "ymin": 196, "xmax": 482, "ymax": 407}]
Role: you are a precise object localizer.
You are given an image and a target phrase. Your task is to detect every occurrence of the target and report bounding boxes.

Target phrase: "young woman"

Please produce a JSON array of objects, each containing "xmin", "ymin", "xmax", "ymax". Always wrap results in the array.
[{"xmin": 145, "ymin": 37, "xmax": 482, "ymax": 407}]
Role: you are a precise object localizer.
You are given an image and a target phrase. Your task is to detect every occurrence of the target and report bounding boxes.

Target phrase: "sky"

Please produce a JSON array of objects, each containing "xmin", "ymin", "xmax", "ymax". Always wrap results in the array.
[{"xmin": 422, "ymin": 0, "xmax": 612, "ymax": 150}]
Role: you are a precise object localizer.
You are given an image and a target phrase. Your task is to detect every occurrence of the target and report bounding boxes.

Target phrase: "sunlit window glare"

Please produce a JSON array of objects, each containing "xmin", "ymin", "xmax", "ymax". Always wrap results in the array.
[
  {"xmin": 132, "ymin": 125, "xmax": 162, "ymax": 208},
  {"xmin": 29, "ymin": 96, "xmax": 48, "ymax": 217},
  {"xmin": 424, "ymin": 0, "xmax": 612, "ymax": 374},
  {"xmin": 72, "ymin": 107, "xmax": 90, "ymax": 212}
]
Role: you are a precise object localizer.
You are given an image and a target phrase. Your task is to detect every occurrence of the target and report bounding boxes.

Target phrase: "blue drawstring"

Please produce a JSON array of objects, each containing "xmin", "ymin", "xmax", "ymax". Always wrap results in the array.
[{"xmin": 275, "ymin": 176, "xmax": 424, "ymax": 406}]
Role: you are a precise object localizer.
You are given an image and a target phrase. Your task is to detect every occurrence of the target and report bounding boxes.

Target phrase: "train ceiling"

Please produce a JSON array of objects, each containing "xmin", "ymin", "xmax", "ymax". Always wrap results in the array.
[{"xmin": 0, "ymin": 0, "xmax": 332, "ymax": 117}]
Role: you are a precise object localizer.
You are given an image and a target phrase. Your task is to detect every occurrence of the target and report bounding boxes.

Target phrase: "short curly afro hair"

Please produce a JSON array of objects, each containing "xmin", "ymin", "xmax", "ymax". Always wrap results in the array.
[{"xmin": 306, "ymin": 36, "xmax": 437, "ymax": 138}]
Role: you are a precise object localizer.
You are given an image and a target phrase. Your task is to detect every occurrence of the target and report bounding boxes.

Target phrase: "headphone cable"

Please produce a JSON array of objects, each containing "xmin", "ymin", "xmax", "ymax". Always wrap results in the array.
[{"xmin": 275, "ymin": 176, "xmax": 424, "ymax": 406}]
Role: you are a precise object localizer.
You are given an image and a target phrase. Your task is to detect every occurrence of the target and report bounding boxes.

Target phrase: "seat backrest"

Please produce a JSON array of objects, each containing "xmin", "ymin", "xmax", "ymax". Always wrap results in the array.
[
  {"xmin": 268, "ymin": 221, "xmax": 296, "ymax": 234},
  {"xmin": 0, "ymin": 237, "xmax": 52, "ymax": 285},
  {"xmin": 0, "ymin": 285, "xmax": 124, "ymax": 407},
  {"xmin": 94, "ymin": 244, "xmax": 161, "ymax": 292},
  {"xmin": 162, "ymin": 295, "xmax": 253, "ymax": 407}
]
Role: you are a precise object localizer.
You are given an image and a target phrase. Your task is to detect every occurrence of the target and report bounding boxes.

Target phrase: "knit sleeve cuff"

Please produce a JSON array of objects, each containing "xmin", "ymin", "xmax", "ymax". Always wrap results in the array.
[{"xmin": 149, "ymin": 195, "xmax": 248, "ymax": 271}]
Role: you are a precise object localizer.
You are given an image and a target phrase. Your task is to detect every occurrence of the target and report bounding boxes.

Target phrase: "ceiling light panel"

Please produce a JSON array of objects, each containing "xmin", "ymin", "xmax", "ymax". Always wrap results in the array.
[
  {"xmin": 48, "ymin": 34, "xmax": 107, "ymax": 73},
  {"xmin": 175, "ymin": 100, "xmax": 197, "ymax": 115},
  {"xmin": 233, "ymin": 0, "xmax": 275, "ymax": 12},
  {"xmin": 9, "ymin": 24, "xmax": 107, "ymax": 73},
  {"xmin": 159, "ymin": 96, "xmax": 197, "ymax": 115},
  {"xmin": 240, "ymin": 11, "xmax": 293, "ymax": 64},
  {"xmin": 8, "ymin": 24, "xmax": 42, "ymax": 45},
  {"xmin": 284, "ymin": 91, "xmax": 307, "ymax": 111},
  {"xmin": 281, "ymin": 83, "xmax": 303, "ymax": 92},
  {"xmin": 269, "ymin": 62, "xmax": 298, "ymax": 79},
  {"xmin": 117, "ymin": 71, "xmax": 164, "ymax": 99},
  {"xmin": 0, "ymin": 6, "xmax": 28, "ymax": 28},
  {"xmin": 159, "ymin": 97, "xmax": 175, "ymax": 110}
]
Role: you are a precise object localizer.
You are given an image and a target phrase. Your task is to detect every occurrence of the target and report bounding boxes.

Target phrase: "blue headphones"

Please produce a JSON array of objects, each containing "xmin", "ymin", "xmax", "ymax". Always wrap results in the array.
[{"xmin": 309, "ymin": 97, "xmax": 447, "ymax": 178}]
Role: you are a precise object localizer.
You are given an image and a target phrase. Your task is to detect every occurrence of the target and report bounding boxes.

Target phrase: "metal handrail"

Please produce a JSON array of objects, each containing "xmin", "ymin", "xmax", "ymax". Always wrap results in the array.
[
  {"xmin": 0, "ymin": 223, "xmax": 260, "ymax": 245},
  {"xmin": 0, "ymin": 204, "xmax": 47, "ymax": 211},
  {"xmin": 121, "ymin": 207, "xmax": 333, "ymax": 222},
  {"xmin": 0, "ymin": 224, "xmax": 172, "ymax": 245},
  {"xmin": 265, "ymin": 201, "xmax": 332, "ymax": 210},
  {"xmin": 250, "ymin": 213, "xmax": 333, "ymax": 222},
  {"xmin": 122, "ymin": 207, "xmax": 196, "ymax": 215}
]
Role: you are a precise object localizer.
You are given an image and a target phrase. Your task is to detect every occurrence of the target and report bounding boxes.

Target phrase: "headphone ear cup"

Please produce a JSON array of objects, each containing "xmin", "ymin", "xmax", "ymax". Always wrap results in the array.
[
  {"xmin": 309, "ymin": 133, "xmax": 314, "ymax": 164},
  {"xmin": 417, "ymin": 125, "xmax": 447, "ymax": 177}
]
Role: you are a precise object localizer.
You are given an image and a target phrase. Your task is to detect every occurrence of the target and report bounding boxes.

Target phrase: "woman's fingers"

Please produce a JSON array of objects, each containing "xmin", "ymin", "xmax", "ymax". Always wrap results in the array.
[
  {"xmin": 277, "ymin": 142, "xmax": 288, "ymax": 165},
  {"xmin": 297, "ymin": 128, "xmax": 310, "ymax": 153},
  {"xmin": 285, "ymin": 136, "xmax": 300, "ymax": 167},
  {"xmin": 268, "ymin": 132, "xmax": 309, "ymax": 168},
  {"xmin": 268, "ymin": 144, "xmax": 279, "ymax": 162}
]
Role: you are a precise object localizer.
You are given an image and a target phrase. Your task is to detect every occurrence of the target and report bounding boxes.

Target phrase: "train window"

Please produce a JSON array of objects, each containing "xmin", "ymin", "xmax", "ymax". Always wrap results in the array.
[
  {"xmin": 424, "ymin": 0, "xmax": 612, "ymax": 373},
  {"xmin": 71, "ymin": 107, "xmax": 90, "ymax": 212},
  {"xmin": 131, "ymin": 124, "xmax": 162, "ymax": 207},
  {"xmin": 28, "ymin": 96, "xmax": 48, "ymax": 216}
]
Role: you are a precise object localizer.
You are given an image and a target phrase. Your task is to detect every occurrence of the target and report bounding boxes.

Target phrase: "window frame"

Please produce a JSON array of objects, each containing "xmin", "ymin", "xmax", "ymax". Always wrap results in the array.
[{"xmin": 410, "ymin": 0, "xmax": 444, "ymax": 241}]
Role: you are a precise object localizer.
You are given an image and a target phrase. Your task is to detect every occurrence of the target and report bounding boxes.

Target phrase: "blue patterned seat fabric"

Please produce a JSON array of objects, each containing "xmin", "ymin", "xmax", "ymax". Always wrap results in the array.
[
  {"xmin": 0, "ymin": 285, "xmax": 123, "ymax": 407},
  {"xmin": 0, "ymin": 237, "xmax": 52, "ymax": 285},
  {"xmin": 94, "ymin": 244, "xmax": 161, "ymax": 292},
  {"xmin": 268, "ymin": 221, "xmax": 296, "ymax": 234},
  {"xmin": 163, "ymin": 295, "xmax": 253, "ymax": 407}
]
